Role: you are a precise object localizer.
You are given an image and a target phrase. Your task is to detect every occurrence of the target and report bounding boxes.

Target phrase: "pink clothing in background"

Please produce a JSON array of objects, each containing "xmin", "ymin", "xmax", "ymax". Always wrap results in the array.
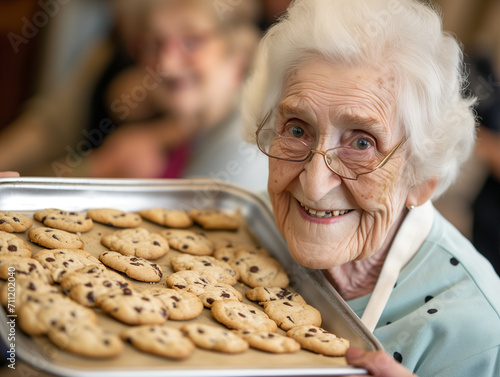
[{"xmin": 160, "ymin": 141, "xmax": 191, "ymax": 178}]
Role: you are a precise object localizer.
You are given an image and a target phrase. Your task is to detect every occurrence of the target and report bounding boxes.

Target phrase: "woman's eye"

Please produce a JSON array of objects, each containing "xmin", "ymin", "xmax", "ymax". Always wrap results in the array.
[
  {"xmin": 353, "ymin": 138, "xmax": 372, "ymax": 150},
  {"xmin": 289, "ymin": 126, "xmax": 305, "ymax": 138}
]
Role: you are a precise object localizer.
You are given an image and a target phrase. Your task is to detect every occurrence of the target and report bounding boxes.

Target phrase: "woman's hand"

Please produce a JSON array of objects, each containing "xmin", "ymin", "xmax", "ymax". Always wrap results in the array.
[
  {"xmin": 0, "ymin": 171, "xmax": 20, "ymax": 178},
  {"xmin": 346, "ymin": 347, "xmax": 417, "ymax": 377}
]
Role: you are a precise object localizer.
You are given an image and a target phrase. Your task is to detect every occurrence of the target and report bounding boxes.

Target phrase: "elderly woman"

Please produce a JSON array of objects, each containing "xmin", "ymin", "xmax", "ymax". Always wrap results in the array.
[{"xmin": 242, "ymin": 0, "xmax": 500, "ymax": 376}]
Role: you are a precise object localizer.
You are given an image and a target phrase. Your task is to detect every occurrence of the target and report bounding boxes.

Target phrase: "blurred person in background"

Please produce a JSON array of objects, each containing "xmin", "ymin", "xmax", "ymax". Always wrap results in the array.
[{"xmin": 0, "ymin": 0, "xmax": 268, "ymax": 192}]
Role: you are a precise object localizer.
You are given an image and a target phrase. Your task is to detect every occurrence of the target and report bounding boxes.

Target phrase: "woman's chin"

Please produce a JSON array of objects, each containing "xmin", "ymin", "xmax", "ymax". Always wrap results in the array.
[{"xmin": 288, "ymin": 246, "xmax": 350, "ymax": 270}]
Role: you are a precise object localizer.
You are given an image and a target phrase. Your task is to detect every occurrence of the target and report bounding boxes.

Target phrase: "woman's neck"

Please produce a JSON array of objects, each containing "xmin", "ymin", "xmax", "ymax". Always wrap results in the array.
[
  {"xmin": 323, "ymin": 247, "xmax": 390, "ymax": 301},
  {"xmin": 323, "ymin": 208, "xmax": 408, "ymax": 301}
]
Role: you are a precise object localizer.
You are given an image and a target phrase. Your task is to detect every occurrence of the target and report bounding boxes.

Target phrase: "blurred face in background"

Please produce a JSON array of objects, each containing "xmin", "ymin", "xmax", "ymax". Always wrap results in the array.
[{"xmin": 139, "ymin": 0, "xmax": 242, "ymax": 120}]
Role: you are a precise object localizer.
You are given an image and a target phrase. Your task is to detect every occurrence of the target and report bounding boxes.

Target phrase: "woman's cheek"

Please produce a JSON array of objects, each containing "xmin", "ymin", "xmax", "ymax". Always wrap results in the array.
[{"xmin": 268, "ymin": 160, "xmax": 296, "ymax": 233}]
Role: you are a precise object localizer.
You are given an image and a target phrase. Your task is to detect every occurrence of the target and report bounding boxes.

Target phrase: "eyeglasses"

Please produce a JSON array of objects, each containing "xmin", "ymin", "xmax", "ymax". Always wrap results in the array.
[
  {"xmin": 255, "ymin": 111, "xmax": 406, "ymax": 180},
  {"xmin": 143, "ymin": 30, "xmax": 220, "ymax": 56}
]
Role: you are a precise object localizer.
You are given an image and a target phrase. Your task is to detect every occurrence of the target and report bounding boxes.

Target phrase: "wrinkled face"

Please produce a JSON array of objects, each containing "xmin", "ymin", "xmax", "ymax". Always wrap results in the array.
[
  {"xmin": 140, "ymin": 2, "xmax": 235, "ymax": 116},
  {"xmin": 268, "ymin": 59, "xmax": 410, "ymax": 269}
]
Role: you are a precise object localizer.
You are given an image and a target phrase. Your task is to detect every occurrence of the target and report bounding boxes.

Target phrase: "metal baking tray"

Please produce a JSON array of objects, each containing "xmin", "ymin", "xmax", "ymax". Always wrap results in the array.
[{"xmin": 0, "ymin": 178, "xmax": 381, "ymax": 376}]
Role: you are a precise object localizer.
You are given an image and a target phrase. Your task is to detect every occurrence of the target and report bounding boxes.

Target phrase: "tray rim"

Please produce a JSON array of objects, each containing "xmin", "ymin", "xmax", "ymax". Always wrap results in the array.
[{"xmin": 0, "ymin": 177, "xmax": 379, "ymax": 376}]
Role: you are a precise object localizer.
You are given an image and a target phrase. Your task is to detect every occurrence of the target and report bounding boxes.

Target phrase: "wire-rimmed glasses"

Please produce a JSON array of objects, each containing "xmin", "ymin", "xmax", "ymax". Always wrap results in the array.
[{"xmin": 255, "ymin": 111, "xmax": 406, "ymax": 180}]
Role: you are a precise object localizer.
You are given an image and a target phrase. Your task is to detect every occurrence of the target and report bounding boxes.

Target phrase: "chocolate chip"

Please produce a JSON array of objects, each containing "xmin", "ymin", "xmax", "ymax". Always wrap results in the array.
[
  {"xmin": 153, "ymin": 241, "xmax": 160, "ymax": 246},
  {"xmin": 283, "ymin": 302, "xmax": 292, "ymax": 307},
  {"xmin": 13, "ymin": 217, "xmax": 20, "ymax": 223},
  {"xmin": 27, "ymin": 282, "xmax": 36, "ymax": 291},
  {"xmin": 182, "ymin": 244, "xmax": 189, "ymax": 250},
  {"xmin": 221, "ymin": 293, "xmax": 230, "ymax": 298},
  {"xmin": 28, "ymin": 263, "xmax": 37, "ymax": 272},
  {"xmin": 7, "ymin": 245, "xmax": 17, "ymax": 252},
  {"xmin": 103, "ymin": 281, "xmax": 112, "ymax": 288},
  {"xmin": 123, "ymin": 288, "xmax": 133, "ymax": 295},
  {"xmin": 305, "ymin": 334, "xmax": 313, "ymax": 337},
  {"xmin": 197, "ymin": 329, "xmax": 205, "ymax": 334},
  {"xmin": 84, "ymin": 282, "xmax": 92, "ymax": 287},
  {"xmin": 238, "ymin": 312, "xmax": 246, "ymax": 318},
  {"xmin": 52, "ymin": 235, "xmax": 60, "ymax": 241},
  {"xmin": 249, "ymin": 266, "xmax": 259, "ymax": 273},
  {"xmin": 174, "ymin": 285, "xmax": 186, "ymax": 289},
  {"xmin": 63, "ymin": 262, "xmax": 70, "ymax": 268},
  {"xmin": 207, "ymin": 298, "xmax": 215, "ymax": 304},
  {"xmin": 134, "ymin": 307, "xmax": 143, "ymax": 313},
  {"xmin": 172, "ymin": 296, "xmax": 180, "ymax": 302}
]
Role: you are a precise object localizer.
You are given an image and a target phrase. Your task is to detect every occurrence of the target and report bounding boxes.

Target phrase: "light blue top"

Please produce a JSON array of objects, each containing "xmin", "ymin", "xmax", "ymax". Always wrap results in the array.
[{"xmin": 348, "ymin": 209, "xmax": 500, "ymax": 377}]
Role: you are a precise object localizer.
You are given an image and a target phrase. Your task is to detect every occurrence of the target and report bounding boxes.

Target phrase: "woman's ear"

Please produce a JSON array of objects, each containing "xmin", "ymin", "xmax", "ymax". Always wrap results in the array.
[{"xmin": 406, "ymin": 177, "xmax": 438, "ymax": 208}]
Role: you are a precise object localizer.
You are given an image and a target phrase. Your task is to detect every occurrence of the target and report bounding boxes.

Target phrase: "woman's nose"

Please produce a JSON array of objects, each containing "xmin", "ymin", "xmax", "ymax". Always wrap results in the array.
[{"xmin": 299, "ymin": 153, "xmax": 342, "ymax": 201}]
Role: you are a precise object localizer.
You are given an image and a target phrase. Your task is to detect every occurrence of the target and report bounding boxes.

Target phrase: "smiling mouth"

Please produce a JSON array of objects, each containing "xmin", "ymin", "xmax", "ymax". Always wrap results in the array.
[{"xmin": 299, "ymin": 202, "xmax": 353, "ymax": 219}]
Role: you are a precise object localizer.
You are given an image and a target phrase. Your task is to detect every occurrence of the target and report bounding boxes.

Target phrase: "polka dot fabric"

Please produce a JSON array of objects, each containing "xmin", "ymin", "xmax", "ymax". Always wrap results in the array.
[{"xmin": 347, "ymin": 210, "xmax": 500, "ymax": 377}]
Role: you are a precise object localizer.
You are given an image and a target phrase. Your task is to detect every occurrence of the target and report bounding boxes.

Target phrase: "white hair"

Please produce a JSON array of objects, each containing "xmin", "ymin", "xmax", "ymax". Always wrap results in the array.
[{"xmin": 241, "ymin": 0, "xmax": 477, "ymax": 198}]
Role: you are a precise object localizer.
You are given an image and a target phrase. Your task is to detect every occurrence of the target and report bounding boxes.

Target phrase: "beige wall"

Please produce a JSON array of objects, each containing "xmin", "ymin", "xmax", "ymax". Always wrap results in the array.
[{"xmin": 434, "ymin": 0, "xmax": 500, "ymax": 66}]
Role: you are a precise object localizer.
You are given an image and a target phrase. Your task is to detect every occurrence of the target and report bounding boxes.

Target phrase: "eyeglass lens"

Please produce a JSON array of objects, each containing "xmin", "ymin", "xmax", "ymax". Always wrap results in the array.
[{"xmin": 257, "ymin": 130, "xmax": 381, "ymax": 179}]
